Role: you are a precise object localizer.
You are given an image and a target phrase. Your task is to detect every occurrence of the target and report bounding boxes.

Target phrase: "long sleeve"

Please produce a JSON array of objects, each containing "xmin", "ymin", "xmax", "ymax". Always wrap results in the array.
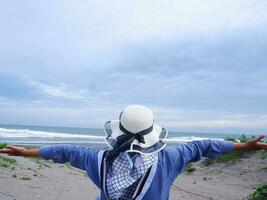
[
  {"xmin": 165, "ymin": 139, "xmax": 234, "ymax": 181},
  {"xmin": 39, "ymin": 145, "xmax": 101, "ymax": 187},
  {"xmin": 178, "ymin": 139, "xmax": 234, "ymax": 163}
]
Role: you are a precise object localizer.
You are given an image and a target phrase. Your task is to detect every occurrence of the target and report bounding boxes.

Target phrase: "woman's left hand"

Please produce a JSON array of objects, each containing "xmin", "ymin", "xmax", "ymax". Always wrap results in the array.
[{"xmin": 234, "ymin": 135, "xmax": 267, "ymax": 150}]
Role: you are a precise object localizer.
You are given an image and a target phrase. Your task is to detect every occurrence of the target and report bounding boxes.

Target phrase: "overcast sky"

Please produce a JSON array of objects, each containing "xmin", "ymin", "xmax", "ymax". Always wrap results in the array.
[{"xmin": 0, "ymin": 0, "xmax": 267, "ymax": 134}]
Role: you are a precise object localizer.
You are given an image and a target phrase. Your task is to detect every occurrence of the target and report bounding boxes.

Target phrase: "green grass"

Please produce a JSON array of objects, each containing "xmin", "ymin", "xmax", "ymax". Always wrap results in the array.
[
  {"xmin": 35, "ymin": 158, "xmax": 51, "ymax": 168},
  {"xmin": 82, "ymin": 171, "xmax": 88, "ymax": 177},
  {"xmin": 20, "ymin": 176, "xmax": 31, "ymax": 181},
  {"xmin": 238, "ymin": 134, "xmax": 251, "ymax": 143},
  {"xmin": 260, "ymin": 165, "xmax": 267, "ymax": 171},
  {"xmin": 0, "ymin": 162, "xmax": 10, "ymax": 168},
  {"xmin": 205, "ymin": 150, "xmax": 247, "ymax": 165},
  {"xmin": 186, "ymin": 163, "xmax": 196, "ymax": 173},
  {"xmin": 225, "ymin": 134, "xmax": 260, "ymax": 143},
  {"xmin": 0, "ymin": 155, "xmax": 17, "ymax": 168},
  {"xmin": 0, "ymin": 143, "xmax": 7, "ymax": 149},
  {"xmin": 65, "ymin": 162, "xmax": 73, "ymax": 169},
  {"xmin": 224, "ymin": 137, "xmax": 237, "ymax": 142},
  {"xmin": 0, "ymin": 143, "xmax": 18, "ymax": 169},
  {"xmin": 244, "ymin": 184, "xmax": 267, "ymax": 200},
  {"xmin": 0, "ymin": 155, "xmax": 17, "ymax": 164},
  {"xmin": 261, "ymin": 150, "xmax": 267, "ymax": 159}
]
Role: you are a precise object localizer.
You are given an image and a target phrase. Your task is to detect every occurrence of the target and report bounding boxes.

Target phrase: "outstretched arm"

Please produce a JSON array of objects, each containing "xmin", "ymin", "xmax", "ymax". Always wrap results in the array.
[
  {"xmin": 181, "ymin": 135, "xmax": 267, "ymax": 163},
  {"xmin": 180, "ymin": 135, "xmax": 267, "ymax": 163},
  {"xmin": 0, "ymin": 145, "xmax": 101, "ymax": 188},
  {"xmin": 167, "ymin": 135, "xmax": 266, "ymax": 181},
  {"xmin": 0, "ymin": 145, "xmax": 98, "ymax": 171}
]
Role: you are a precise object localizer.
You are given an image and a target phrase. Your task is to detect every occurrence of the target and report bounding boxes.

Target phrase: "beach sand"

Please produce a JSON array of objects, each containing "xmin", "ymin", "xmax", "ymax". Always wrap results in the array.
[{"xmin": 0, "ymin": 151, "xmax": 266, "ymax": 200}]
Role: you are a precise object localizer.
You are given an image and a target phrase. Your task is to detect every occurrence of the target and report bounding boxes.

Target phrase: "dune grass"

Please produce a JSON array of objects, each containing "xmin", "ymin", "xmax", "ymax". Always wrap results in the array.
[
  {"xmin": 33, "ymin": 157, "xmax": 51, "ymax": 168},
  {"xmin": 205, "ymin": 150, "xmax": 246, "ymax": 166},
  {"xmin": 20, "ymin": 176, "xmax": 31, "ymax": 181},
  {"xmin": 243, "ymin": 184, "xmax": 267, "ymax": 200},
  {"xmin": 261, "ymin": 150, "xmax": 267, "ymax": 159},
  {"xmin": 0, "ymin": 155, "xmax": 17, "ymax": 168},
  {"xmin": 186, "ymin": 163, "xmax": 196, "ymax": 173},
  {"xmin": 260, "ymin": 165, "xmax": 267, "ymax": 171},
  {"xmin": 0, "ymin": 143, "xmax": 7, "ymax": 149}
]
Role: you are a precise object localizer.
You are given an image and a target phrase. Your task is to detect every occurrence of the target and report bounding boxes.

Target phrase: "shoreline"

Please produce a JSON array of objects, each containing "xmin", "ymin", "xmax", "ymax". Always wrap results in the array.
[{"xmin": 1, "ymin": 125, "xmax": 265, "ymax": 148}]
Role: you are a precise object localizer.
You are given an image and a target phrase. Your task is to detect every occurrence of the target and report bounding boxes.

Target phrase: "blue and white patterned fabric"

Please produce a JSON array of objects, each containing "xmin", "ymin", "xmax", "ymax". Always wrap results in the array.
[{"xmin": 106, "ymin": 152, "xmax": 157, "ymax": 199}]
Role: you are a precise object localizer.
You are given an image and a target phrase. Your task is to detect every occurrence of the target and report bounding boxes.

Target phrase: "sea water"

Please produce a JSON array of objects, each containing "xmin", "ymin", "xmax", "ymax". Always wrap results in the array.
[{"xmin": 0, "ymin": 124, "xmax": 255, "ymax": 149}]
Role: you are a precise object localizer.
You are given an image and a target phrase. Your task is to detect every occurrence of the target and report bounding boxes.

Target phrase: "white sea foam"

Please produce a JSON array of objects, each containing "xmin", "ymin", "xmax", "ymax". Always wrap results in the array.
[
  {"xmin": 0, "ymin": 128, "xmax": 222, "ymax": 144},
  {"xmin": 4, "ymin": 140, "xmax": 107, "ymax": 144},
  {"xmin": 165, "ymin": 136, "xmax": 223, "ymax": 143},
  {"xmin": 0, "ymin": 128, "xmax": 105, "ymax": 139}
]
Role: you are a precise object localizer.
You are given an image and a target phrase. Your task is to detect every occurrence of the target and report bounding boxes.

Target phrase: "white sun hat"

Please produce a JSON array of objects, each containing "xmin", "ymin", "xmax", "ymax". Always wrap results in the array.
[{"xmin": 104, "ymin": 105, "xmax": 168, "ymax": 154}]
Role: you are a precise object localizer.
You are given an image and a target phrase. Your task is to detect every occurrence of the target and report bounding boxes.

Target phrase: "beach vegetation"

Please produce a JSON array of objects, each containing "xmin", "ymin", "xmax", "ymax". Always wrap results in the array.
[
  {"xmin": 12, "ymin": 173, "xmax": 17, "ymax": 178},
  {"xmin": 238, "ymin": 134, "xmax": 263, "ymax": 142},
  {"xmin": 239, "ymin": 134, "xmax": 251, "ymax": 143},
  {"xmin": 260, "ymin": 166, "xmax": 267, "ymax": 171},
  {"xmin": 65, "ymin": 162, "xmax": 73, "ymax": 169},
  {"xmin": 20, "ymin": 176, "xmax": 31, "ymax": 181},
  {"xmin": 0, "ymin": 162, "xmax": 9, "ymax": 168},
  {"xmin": 35, "ymin": 158, "xmax": 51, "ymax": 168},
  {"xmin": 205, "ymin": 150, "xmax": 246, "ymax": 165},
  {"xmin": 261, "ymin": 150, "xmax": 267, "ymax": 159},
  {"xmin": 224, "ymin": 134, "xmax": 259, "ymax": 143},
  {"xmin": 0, "ymin": 143, "xmax": 7, "ymax": 149},
  {"xmin": 224, "ymin": 137, "xmax": 237, "ymax": 142},
  {"xmin": 0, "ymin": 155, "xmax": 17, "ymax": 168},
  {"xmin": 186, "ymin": 163, "xmax": 196, "ymax": 173},
  {"xmin": 243, "ymin": 184, "xmax": 267, "ymax": 200},
  {"xmin": 83, "ymin": 171, "xmax": 88, "ymax": 177}
]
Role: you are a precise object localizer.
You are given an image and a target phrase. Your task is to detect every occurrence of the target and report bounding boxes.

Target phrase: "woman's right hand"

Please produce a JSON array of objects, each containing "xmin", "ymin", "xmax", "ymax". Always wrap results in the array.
[{"xmin": 0, "ymin": 145, "xmax": 40, "ymax": 157}]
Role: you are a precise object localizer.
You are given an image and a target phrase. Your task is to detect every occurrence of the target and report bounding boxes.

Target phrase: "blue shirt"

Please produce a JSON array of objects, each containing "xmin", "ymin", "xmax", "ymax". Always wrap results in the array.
[{"xmin": 39, "ymin": 139, "xmax": 234, "ymax": 200}]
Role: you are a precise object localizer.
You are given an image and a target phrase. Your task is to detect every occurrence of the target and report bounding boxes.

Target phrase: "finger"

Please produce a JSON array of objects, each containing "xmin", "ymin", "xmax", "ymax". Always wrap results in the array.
[
  {"xmin": 254, "ymin": 143, "xmax": 267, "ymax": 150},
  {"xmin": 258, "ymin": 143, "xmax": 267, "ymax": 148},
  {"xmin": 252, "ymin": 135, "xmax": 265, "ymax": 143},
  {"xmin": 0, "ymin": 149, "xmax": 13, "ymax": 154},
  {"xmin": 6, "ymin": 145, "xmax": 18, "ymax": 150},
  {"xmin": 258, "ymin": 134, "xmax": 265, "ymax": 140}
]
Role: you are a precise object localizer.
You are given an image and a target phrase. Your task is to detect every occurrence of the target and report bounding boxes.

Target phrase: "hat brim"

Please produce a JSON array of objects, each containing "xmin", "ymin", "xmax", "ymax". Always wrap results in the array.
[{"xmin": 104, "ymin": 120, "xmax": 168, "ymax": 154}]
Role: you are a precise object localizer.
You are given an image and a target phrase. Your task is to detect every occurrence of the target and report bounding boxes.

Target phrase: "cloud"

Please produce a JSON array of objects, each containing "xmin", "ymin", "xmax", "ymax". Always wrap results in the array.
[
  {"xmin": 30, "ymin": 81, "xmax": 97, "ymax": 101},
  {"xmin": 0, "ymin": 1, "xmax": 266, "ymax": 133},
  {"xmin": 1, "ymin": 96, "xmax": 267, "ymax": 133},
  {"xmin": 161, "ymin": 116, "xmax": 267, "ymax": 129}
]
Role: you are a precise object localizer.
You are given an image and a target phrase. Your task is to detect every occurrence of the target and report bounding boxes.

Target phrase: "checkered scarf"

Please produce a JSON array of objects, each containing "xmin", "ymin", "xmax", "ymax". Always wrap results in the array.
[{"xmin": 106, "ymin": 152, "xmax": 157, "ymax": 199}]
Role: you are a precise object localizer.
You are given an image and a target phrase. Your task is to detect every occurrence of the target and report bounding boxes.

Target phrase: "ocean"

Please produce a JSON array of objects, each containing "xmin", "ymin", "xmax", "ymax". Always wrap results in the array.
[{"xmin": 0, "ymin": 124, "xmax": 255, "ymax": 149}]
